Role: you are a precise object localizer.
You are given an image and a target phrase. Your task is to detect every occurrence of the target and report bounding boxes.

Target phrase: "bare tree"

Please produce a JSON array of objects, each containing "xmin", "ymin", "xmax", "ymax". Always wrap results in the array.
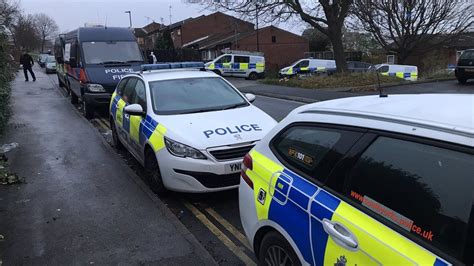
[
  {"xmin": 34, "ymin": 13, "xmax": 58, "ymax": 53},
  {"xmin": 352, "ymin": 0, "xmax": 474, "ymax": 64},
  {"xmin": 12, "ymin": 13, "xmax": 40, "ymax": 51},
  {"xmin": 0, "ymin": 0, "xmax": 19, "ymax": 30},
  {"xmin": 198, "ymin": 0, "xmax": 352, "ymax": 73}
]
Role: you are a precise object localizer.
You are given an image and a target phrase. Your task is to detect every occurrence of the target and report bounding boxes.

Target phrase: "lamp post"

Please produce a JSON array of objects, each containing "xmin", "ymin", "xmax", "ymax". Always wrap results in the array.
[
  {"xmin": 256, "ymin": 4, "xmax": 259, "ymax": 52},
  {"xmin": 125, "ymin": 11, "xmax": 132, "ymax": 28}
]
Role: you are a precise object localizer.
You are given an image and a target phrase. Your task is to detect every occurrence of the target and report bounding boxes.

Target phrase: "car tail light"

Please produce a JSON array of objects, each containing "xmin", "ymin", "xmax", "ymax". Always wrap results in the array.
[
  {"xmin": 79, "ymin": 68, "xmax": 88, "ymax": 83},
  {"xmin": 241, "ymin": 153, "xmax": 253, "ymax": 189}
]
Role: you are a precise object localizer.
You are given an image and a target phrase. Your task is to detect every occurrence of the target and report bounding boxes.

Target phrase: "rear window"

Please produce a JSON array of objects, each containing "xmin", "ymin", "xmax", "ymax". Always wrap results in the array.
[{"xmin": 346, "ymin": 137, "xmax": 474, "ymax": 259}]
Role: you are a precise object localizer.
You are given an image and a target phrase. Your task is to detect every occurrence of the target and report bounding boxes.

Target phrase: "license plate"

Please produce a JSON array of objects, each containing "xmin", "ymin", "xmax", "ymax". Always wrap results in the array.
[
  {"xmin": 465, "ymin": 68, "xmax": 474, "ymax": 72},
  {"xmin": 225, "ymin": 162, "xmax": 242, "ymax": 174}
]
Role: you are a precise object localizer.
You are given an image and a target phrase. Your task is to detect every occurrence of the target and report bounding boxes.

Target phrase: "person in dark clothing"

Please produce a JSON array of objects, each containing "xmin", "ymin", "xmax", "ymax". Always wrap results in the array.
[{"xmin": 20, "ymin": 52, "xmax": 36, "ymax": 82}]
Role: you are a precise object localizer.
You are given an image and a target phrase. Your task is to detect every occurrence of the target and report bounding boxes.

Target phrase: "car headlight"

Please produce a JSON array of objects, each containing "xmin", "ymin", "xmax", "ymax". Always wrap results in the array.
[
  {"xmin": 86, "ymin": 83, "xmax": 106, "ymax": 92},
  {"xmin": 164, "ymin": 137, "xmax": 207, "ymax": 160}
]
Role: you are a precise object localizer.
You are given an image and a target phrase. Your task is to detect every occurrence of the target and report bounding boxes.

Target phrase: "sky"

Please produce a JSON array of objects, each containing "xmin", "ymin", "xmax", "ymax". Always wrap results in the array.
[{"xmin": 19, "ymin": 0, "xmax": 305, "ymax": 34}]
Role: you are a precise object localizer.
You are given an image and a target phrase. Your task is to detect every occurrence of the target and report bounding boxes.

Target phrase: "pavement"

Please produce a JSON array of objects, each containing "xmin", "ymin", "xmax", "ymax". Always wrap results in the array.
[
  {"xmin": 0, "ymin": 67, "xmax": 216, "ymax": 265},
  {"xmin": 227, "ymin": 77, "xmax": 474, "ymax": 103}
]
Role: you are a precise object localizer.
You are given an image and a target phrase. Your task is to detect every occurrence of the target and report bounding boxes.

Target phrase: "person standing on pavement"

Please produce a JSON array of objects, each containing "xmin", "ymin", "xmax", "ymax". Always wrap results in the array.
[{"xmin": 20, "ymin": 51, "xmax": 36, "ymax": 82}]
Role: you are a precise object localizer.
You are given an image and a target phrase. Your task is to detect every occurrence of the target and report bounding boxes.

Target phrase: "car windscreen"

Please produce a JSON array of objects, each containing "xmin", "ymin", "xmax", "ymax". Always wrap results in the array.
[
  {"xmin": 46, "ymin": 56, "xmax": 56, "ymax": 63},
  {"xmin": 82, "ymin": 41, "xmax": 143, "ymax": 65},
  {"xmin": 149, "ymin": 77, "xmax": 249, "ymax": 115},
  {"xmin": 459, "ymin": 50, "xmax": 474, "ymax": 60}
]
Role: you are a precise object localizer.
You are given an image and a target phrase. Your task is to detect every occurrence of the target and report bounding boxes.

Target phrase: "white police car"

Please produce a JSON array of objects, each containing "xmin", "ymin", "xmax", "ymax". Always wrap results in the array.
[
  {"xmin": 109, "ymin": 62, "xmax": 277, "ymax": 193},
  {"xmin": 239, "ymin": 94, "xmax": 474, "ymax": 265}
]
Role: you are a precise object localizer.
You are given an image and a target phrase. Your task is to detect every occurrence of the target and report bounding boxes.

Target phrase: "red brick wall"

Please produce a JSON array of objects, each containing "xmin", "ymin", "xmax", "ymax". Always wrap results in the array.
[
  {"xmin": 235, "ymin": 26, "xmax": 309, "ymax": 71},
  {"xmin": 179, "ymin": 12, "xmax": 254, "ymax": 47}
]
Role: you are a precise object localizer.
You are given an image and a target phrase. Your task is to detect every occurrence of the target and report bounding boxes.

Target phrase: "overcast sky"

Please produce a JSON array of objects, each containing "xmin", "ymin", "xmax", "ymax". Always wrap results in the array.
[
  {"xmin": 19, "ymin": 0, "xmax": 211, "ymax": 32},
  {"xmin": 19, "ymin": 0, "xmax": 304, "ymax": 34}
]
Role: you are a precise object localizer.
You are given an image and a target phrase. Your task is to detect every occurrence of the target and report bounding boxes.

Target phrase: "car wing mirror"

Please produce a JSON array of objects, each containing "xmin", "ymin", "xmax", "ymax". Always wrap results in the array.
[
  {"xmin": 124, "ymin": 104, "xmax": 145, "ymax": 116},
  {"xmin": 245, "ymin": 93, "xmax": 256, "ymax": 103}
]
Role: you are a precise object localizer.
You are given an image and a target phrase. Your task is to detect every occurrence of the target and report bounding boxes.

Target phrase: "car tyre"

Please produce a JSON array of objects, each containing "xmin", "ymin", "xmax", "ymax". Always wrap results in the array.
[
  {"xmin": 82, "ymin": 98, "xmax": 94, "ymax": 119},
  {"xmin": 58, "ymin": 76, "xmax": 64, "ymax": 88},
  {"xmin": 249, "ymin": 72, "xmax": 258, "ymax": 80},
  {"xmin": 258, "ymin": 231, "xmax": 300, "ymax": 266},
  {"xmin": 457, "ymin": 77, "xmax": 467, "ymax": 84},
  {"xmin": 145, "ymin": 148, "xmax": 167, "ymax": 195},
  {"xmin": 71, "ymin": 91, "xmax": 79, "ymax": 104},
  {"xmin": 110, "ymin": 118, "xmax": 124, "ymax": 150}
]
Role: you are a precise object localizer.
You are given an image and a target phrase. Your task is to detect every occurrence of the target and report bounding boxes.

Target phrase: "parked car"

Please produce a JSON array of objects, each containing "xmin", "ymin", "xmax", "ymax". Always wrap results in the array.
[
  {"xmin": 38, "ymin": 54, "xmax": 49, "ymax": 67},
  {"xmin": 455, "ymin": 49, "xmax": 474, "ymax": 84},
  {"xmin": 205, "ymin": 51, "xmax": 265, "ymax": 80},
  {"xmin": 327, "ymin": 61, "xmax": 374, "ymax": 75},
  {"xmin": 45, "ymin": 55, "xmax": 57, "ymax": 74},
  {"xmin": 371, "ymin": 63, "xmax": 418, "ymax": 81},
  {"xmin": 279, "ymin": 58, "xmax": 336, "ymax": 78},
  {"xmin": 110, "ymin": 62, "xmax": 276, "ymax": 193},
  {"xmin": 240, "ymin": 94, "xmax": 473, "ymax": 265}
]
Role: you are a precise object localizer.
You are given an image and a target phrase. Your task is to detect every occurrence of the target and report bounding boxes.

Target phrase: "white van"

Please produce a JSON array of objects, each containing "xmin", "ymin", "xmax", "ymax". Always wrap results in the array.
[
  {"xmin": 205, "ymin": 52, "xmax": 265, "ymax": 80},
  {"xmin": 279, "ymin": 58, "xmax": 336, "ymax": 77},
  {"xmin": 373, "ymin": 64, "xmax": 418, "ymax": 81}
]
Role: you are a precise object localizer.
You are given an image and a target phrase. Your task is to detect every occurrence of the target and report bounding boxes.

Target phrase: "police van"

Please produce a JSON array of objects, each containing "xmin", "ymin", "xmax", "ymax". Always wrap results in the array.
[
  {"xmin": 372, "ymin": 63, "xmax": 418, "ymax": 81},
  {"xmin": 240, "ymin": 94, "xmax": 473, "ymax": 265},
  {"xmin": 279, "ymin": 59, "xmax": 336, "ymax": 78},
  {"xmin": 55, "ymin": 27, "xmax": 144, "ymax": 118},
  {"xmin": 205, "ymin": 51, "xmax": 265, "ymax": 80},
  {"xmin": 109, "ymin": 62, "xmax": 276, "ymax": 193}
]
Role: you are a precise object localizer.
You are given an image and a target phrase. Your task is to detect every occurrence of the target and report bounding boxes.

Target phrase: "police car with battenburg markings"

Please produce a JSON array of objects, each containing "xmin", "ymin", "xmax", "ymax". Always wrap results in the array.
[
  {"xmin": 109, "ymin": 62, "xmax": 276, "ymax": 193},
  {"xmin": 239, "ymin": 94, "xmax": 473, "ymax": 265}
]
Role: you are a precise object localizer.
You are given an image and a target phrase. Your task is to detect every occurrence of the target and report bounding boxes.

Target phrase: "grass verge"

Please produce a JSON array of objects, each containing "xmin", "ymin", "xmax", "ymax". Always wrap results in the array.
[{"xmin": 262, "ymin": 72, "xmax": 404, "ymax": 90}]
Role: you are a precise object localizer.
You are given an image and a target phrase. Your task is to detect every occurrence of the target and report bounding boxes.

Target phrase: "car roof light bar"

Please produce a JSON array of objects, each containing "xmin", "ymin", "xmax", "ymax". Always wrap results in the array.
[{"xmin": 141, "ymin": 62, "xmax": 204, "ymax": 72}]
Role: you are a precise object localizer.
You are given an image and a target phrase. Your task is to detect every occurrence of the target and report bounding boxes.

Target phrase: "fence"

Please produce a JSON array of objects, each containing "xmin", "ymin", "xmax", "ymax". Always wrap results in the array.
[
  {"xmin": 304, "ymin": 51, "xmax": 363, "ymax": 61},
  {"xmin": 144, "ymin": 49, "xmax": 202, "ymax": 63}
]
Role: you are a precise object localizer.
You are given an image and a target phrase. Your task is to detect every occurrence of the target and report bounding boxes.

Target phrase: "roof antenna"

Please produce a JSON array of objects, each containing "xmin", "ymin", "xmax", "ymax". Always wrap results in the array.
[{"xmin": 376, "ymin": 71, "xmax": 387, "ymax": 98}]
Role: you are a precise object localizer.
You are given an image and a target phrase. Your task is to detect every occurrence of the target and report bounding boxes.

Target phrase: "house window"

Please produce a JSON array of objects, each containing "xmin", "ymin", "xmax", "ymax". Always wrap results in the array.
[
  {"xmin": 177, "ymin": 29, "xmax": 181, "ymax": 36},
  {"xmin": 387, "ymin": 55, "xmax": 395, "ymax": 64},
  {"xmin": 272, "ymin": 35, "xmax": 276, "ymax": 43}
]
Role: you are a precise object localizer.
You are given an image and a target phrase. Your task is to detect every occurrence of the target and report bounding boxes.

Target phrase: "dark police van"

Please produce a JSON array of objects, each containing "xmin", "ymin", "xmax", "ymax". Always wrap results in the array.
[{"xmin": 54, "ymin": 27, "xmax": 144, "ymax": 118}]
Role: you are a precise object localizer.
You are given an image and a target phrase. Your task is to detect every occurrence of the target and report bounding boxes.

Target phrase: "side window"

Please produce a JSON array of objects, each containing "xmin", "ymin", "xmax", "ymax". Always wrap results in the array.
[
  {"xmin": 296, "ymin": 60, "xmax": 309, "ymax": 68},
  {"xmin": 346, "ymin": 137, "xmax": 474, "ymax": 259},
  {"xmin": 116, "ymin": 78, "xmax": 128, "ymax": 96},
  {"xmin": 122, "ymin": 78, "xmax": 137, "ymax": 104},
  {"xmin": 378, "ymin": 65, "xmax": 389, "ymax": 73},
  {"xmin": 216, "ymin": 55, "xmax": 232, "ymax": 64},
  {"xmin": 234, "ymin": 56, "xmax": 249, "ymax": 63},
  {"xmin": 132, "ymin": 80, "xmax": 146, "ymax": 110},
  {"xmin": 272, "ymin": 125, "xmax": 362, "ymax": 182}
]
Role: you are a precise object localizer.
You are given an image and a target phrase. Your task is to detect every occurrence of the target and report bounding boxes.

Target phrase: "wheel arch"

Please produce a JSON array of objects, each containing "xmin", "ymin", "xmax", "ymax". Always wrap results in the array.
[{"xmin": 252, "ymin": 221, "xmax": 309, "ymax": 265}]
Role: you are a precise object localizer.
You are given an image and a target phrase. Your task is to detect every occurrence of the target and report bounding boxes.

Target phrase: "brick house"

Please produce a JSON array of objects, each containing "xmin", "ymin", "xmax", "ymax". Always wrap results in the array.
[
  {"xmin": 386, "ymin": 32, "xmax": 474, "ymax": 72},
  {"xmin": 134, "ymin": 22, "xmax": 163, "ymax": 51},
  {"xmin": 134, "ymin": 12, "xmax": 309, "ymax": 71}
]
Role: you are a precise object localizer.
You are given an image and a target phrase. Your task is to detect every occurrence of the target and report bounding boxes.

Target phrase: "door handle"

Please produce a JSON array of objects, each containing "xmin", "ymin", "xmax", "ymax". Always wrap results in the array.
[
  {"xmin": 124, "ymin": 113, "xmax": 130, "ymax": 119},
  {"xmin": 322, "ymin": 219, "xmax": 358, "ymax": 250}
]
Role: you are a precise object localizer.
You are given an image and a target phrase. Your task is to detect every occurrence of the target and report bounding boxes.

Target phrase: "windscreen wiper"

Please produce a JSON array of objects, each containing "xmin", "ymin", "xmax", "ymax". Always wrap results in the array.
[
  {"xmin": 101, "ymin": 61, "xmax": 126, "ymax": 65},
  {"xmin": 125, "ymin": 60, "xmax": 144, "ymax": 63},
  {"xmin": 220, "ymin": 102, "xmax": 248, "ymax": 110}
]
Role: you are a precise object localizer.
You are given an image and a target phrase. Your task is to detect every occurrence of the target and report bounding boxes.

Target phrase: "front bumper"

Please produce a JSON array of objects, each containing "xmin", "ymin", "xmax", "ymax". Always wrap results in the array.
[
  {"xmin": 455, "ymin": 67, "xmax": 474, "ymax": 79},
  {"xmin": 83, "ymin": 92, "xmax": 112, "ymax": 106},
  {"xmin": 157, "ymin": 149, "xmax": 242, "ymax": 193}
]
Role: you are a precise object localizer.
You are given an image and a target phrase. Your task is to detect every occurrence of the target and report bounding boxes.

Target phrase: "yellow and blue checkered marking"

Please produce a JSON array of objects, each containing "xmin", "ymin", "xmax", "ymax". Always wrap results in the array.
[
  {"xmin": 110, "ymin": 93, "xmax": 166, "ymax": 153},
  {"xmin": 247, "ymin": 150, "xmax": 450, "ymax": 266}
]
